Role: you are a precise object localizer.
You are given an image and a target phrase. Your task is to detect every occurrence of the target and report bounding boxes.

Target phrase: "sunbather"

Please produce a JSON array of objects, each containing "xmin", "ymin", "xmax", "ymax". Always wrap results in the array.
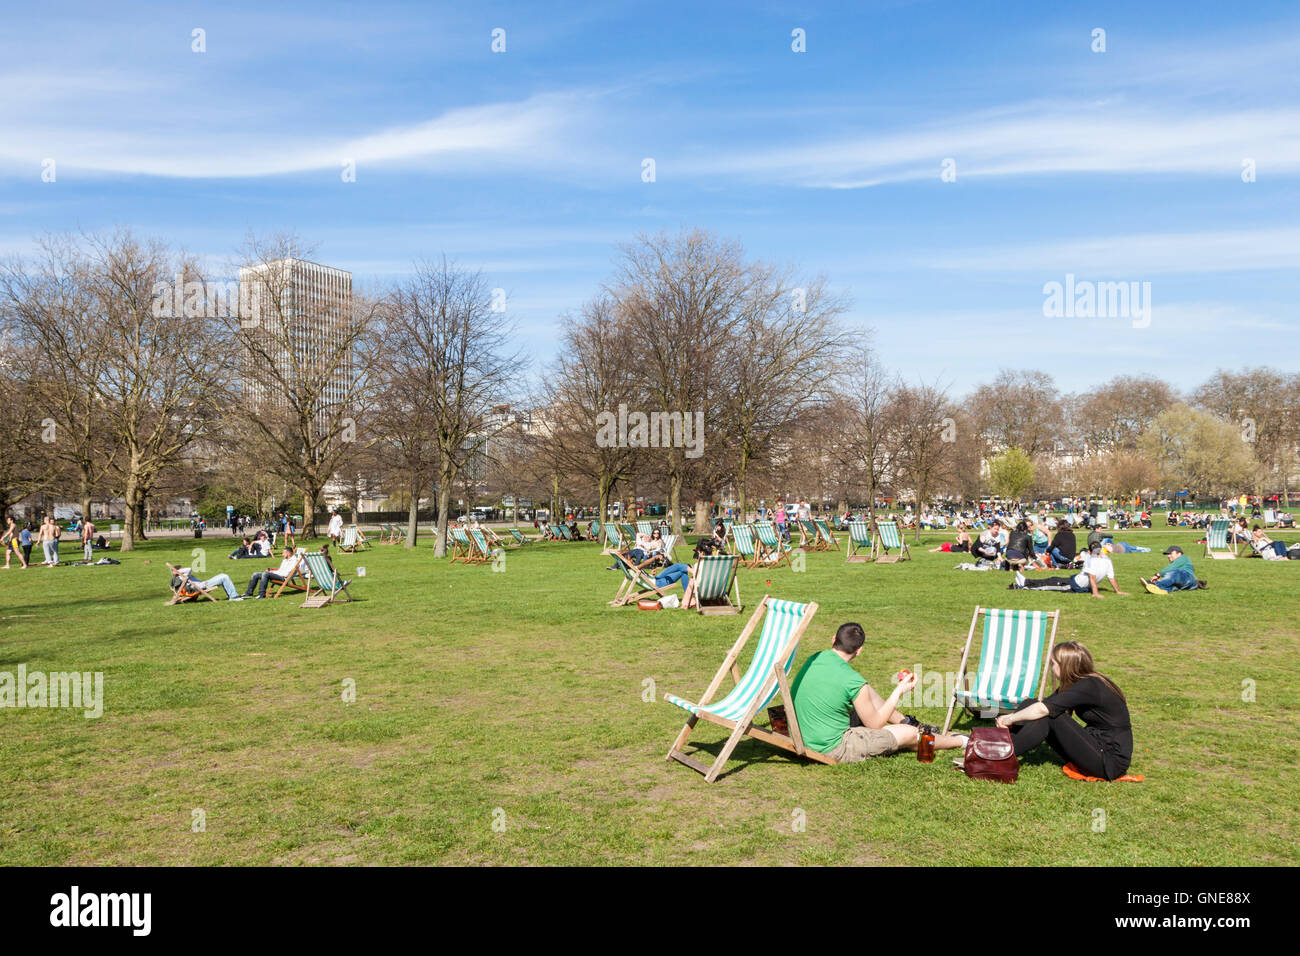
[
  {"xmin": 995, "ymin": 641, "xmax": 1133, "ymax": 781},
  {"xmin": 243, "ymin": 546, "xmax": 302, "ymax": 598},
  {"xmin": 1010, "ymin": 541, "xmax": 1126, "ymax": 597},
  {"xmin": 1248, "ymin": 526, "xmax": 1288, "ymax": 560},
  {"xmin": 173, "ymin": 567, "xmax": 244, "ymax": 600},
  {"xmin": 1140, "ymin": 545, "xmax": 1202, "ymax": 593}
]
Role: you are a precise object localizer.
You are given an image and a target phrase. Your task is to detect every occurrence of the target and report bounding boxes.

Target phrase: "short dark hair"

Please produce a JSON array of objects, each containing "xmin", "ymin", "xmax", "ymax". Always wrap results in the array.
[{"xmin": 833, "ymin": 622, "xmax": 866, "ymax": 655}]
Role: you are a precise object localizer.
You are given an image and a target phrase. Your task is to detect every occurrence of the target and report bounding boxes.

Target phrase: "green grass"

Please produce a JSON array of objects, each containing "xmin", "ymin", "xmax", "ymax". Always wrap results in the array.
[{"xmin": 1, "ymin": 526, "xmax": 1297, "ymax": 866}]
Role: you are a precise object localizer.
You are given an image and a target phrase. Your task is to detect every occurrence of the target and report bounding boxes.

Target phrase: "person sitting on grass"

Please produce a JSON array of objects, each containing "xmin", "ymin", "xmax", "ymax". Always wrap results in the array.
[
  {"xmin": 229, "ymin": 537, "xmax": 257, "ymax": 559},
  {"xmin": 928, "ymin": 521, "xmax": 973, "ymax": 553},
  {"xmin": 1004, "ymin": 520, "xmax": 1033, "ymax": 570},
  {"xmin": 1248, "ymin": 526, "xmax": 1289, "ymax": 560},
  {"xmin": 1047, "ymin": 519, "xmax": 1078, "ymax": 568},
  {"xmin": 994, "ymin": 641, "xmax": 1133, "ymax": 781},
  {"xmin": 243, "ymin": 546, "xmax": 303, "ymax": 599},
  {"xmin": 1010, "ymin": 541, "xmax": 1126, "ymax": 597},
  {"xmin": 1140, "ymin": 545, "xmax": 1203, "ymax": 593},
  {"xmin": 789, "ymin": 622, "xmax": 968, "ymax": 763}
]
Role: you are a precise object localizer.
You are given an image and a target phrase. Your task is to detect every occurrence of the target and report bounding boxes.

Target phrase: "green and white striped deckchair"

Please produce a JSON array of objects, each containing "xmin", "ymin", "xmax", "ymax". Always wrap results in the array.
[
  {"xmin": 602, "ymin": 523, "xmax": 624, "ymax": 554},
  {"xmin": 554, "ymin": 523, "xmax": 573, "ymax": 541},
  {"xmin": 469, "ymin": 529, "xmax": 496, "ymax": 563},
  {"xmin": 797, "ymin": 519, "xmax": 823, "ymax": 551},
  {"xmin": 620, "ymin": 522, "xmax": 637, "ymax": 540},
  {"xmin": 753, "ymin": 521, "xmax": 792, "ymax": 568},
  {"xmin": 448, "ymin": 527, "xmax": 473, "ymax": 562},
  {"xmin": 729, "ymin": 523, "xmax": 763, "ymax": 569},
  {"xmin": 588, "ymin": 519, "xmax": 601, "ymax": 541},
  {"xmin": 942, "ymin": 607, "xmax": 1059, "ymax": 734},
  {"xmin": 665, "ymin": 596, "xmax": 826, "ymax": 781},
  {"xmin": 870, "ymin": 518, "xmax": 910, "ymax": 563},
  {"xmin": 1205, "ymin": 517, "xmax": 1236, "ymax": 559},
  {"xmin": 813, "ymin": 518, "xmax": 839, "ymax": 552},
  {"xmin": 508, "ymin": 527, "xmax": 531, "ymax": 546},
  {"xmin": 636, "ymin": 520, "xmax": 654, "ymax": 538},
  {"xmin": 1262, "ymin": 509, "xmax": 1277, "ymax": 527},
  {"xmin": 684, "ymin": 553, "xmax": 741, "ymax": 614},
  {"xmin": 340, "ymin": 524, "xmax": 370, "ymax": 552},
  {"xmin": 845, "ymin": 520, "xmax": 873, "ymax": 563},
  {"xmin": 299, "ymin": 550, "xmax": 354, "ymax": 608},
  {"xmin": 608, "ymin": 551, "xmax": 674, "ymax": 607}
]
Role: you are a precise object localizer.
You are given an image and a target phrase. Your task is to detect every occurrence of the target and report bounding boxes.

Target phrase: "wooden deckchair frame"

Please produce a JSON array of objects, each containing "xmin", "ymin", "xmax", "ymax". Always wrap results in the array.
[
  {"xmin": 942, "ymin": 606, "xmax": 1059, "ymax": 734},
  {"xmin": 608, "ymin": 551, "xmax": 673, "ymax": 607},
  {"xmin": 870, "ymin": 518, "xmax": 911, "ymax": 563},
  {"xmin": 665, "ymin": 597, "xmax": 830, "ymax": 782},
  {"xmin": 1204, "ymin": 518, "xmax": 1237, "ymax": 560},
  {"xmin": 164, "ymin": 563, "xmax": 219, "ymax": 605},
  {"xmin": 340, "ymin": 524, "xmax": 370, "ymax": 552},
  {"xmin": 682, "ymin": 554, "xmax": 741, "ymax": 615},
  {"xmin": 798, "ymin": 519, "xmax": 825, "ymax": 551},
  {"xmin": 752, "ymin": 521, "xmax": 792, "ymax": 568},
  {"xmin": 845, "ymin": 520, "xmax": 873, "ymax": 563},
  {"xmin": 813, "ymin": 518, "xmax": 840, "ymax": 552},
  {"xmin": 300, "ymin": 551, "xmax": 355, "ymax": 608}
]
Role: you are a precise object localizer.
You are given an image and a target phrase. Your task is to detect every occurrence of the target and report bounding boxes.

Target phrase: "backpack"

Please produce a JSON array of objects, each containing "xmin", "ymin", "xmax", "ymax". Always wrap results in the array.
[{"xmin": 963, "ymin": 727, "xmax": 1019, "ymax": 783}]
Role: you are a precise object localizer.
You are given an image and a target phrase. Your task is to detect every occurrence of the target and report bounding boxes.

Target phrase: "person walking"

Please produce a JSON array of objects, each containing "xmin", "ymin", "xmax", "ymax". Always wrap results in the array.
[
  {"xmin": 2, "ymin": 515, "xmax": 28, "ymax": 569},
  {"xmin": 39, "ymin": 515, "xmax": 60, "ymax": 566}
]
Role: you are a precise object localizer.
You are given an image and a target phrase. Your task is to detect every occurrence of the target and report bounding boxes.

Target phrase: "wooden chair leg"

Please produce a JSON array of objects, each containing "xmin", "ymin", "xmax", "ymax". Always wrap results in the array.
[{"xmin": 667, "ymin": 714, "xmax": 699, "ymax": 759}]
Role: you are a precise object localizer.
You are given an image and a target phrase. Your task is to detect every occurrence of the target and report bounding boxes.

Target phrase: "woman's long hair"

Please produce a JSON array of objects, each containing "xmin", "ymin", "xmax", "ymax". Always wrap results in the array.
[{"xmin": 1051, "ymin": 641, "xmax": 1126, "ymax": 703}]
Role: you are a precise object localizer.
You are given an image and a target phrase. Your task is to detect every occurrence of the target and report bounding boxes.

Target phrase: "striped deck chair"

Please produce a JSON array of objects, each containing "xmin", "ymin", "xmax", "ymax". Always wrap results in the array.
[
  {"xmin": 1262, "ymin": 509, "xmax": 1277, "ymax": 527},
  {"xmin": 469, "ymin": 529, "xmax": 496, "ymax": 564},
  {"xmin": 588, "ymin": 519, "xmax": 601, "ymax": 541},
  {"xmin": 339, "ymin": 524, "xmax": 370, "ymax": 552},
  {"xmin": 753, "ymin": 521, "xmax": 792, "ymax": 568},
  {"xmin": 636, "ymin": 520, "xmax": 654, "ymax": 538},
  {"xmin": 665, "ymin": 596, "xmax": 825, "ymax": 781},
  {"xmin": 608, "ymin": 552, "xmax": 674, "ymax": 607},
  {"xmin": 508, "ymin": 527, "xmax": 531, "ymax": 546},
  {"xmin": 164, "ymin": 564, "xmax": 219, "ymax": 605},
  {"xmin": 813, "ymin": 518, "xmax": 839, "ymax": 551},
  {"xmin": 942, "ymin": 607, "xmax": 1059, "ymax": 734},
  {"xmin": 661, "ymin": 533, "xmax": 681, "ymax": 565},
  {"xmin": 1204, "ymin": 517, "xmax": 1236, "ymax": 559},
  {"xmin": 447, "ymin": 527, "xmax": 469, "ymax": 562},
  {"xmin": 553, "ymin": 523, "xmax": 573, "ymax": 541},
  {"xmin": 796, "ymin": 519, "xmax": 822, "ymax": 551},
  {"xmin": 729, "ymin": 523, "xmax": 763, "ymax": 569},
  {"xmin": 683, "ymin": 553, "xmax": 741, "ymax": 614},
  {"xmin": 299, "ymin": 550, "xmax": 355, "ymax": 608},
  {"xmin": 602, "ymin": 523, "xmax": 624, "ymax": 555},
  {"xmin": 269, "ymin": 551, "xmax": 309, "ymax": 598},
  {"xmin": 870, "ymin": 518, "xmax": 910, "ymax": 563},
  {"xmin": 845, "ymin": 520, "xmax": 873, "ymax": 563}
]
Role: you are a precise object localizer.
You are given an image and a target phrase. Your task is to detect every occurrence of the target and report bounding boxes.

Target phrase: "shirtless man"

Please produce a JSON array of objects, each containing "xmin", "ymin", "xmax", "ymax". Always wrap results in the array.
[{"xmin": 81, "ymin": 517, "xmax": 97, "ymax": 563}]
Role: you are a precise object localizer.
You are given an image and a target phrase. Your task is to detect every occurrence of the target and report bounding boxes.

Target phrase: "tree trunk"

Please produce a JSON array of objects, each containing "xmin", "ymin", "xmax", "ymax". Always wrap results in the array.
[
  {"xmin": 736, "ymin": 446, "xmax": 749, "ymax": 522},
  {"xmin": 302, "ymin": 485, "xmax": 318, "ymax": 538},
  {"xmin": 121, "ymin": 472, "xmax": 139, "ymax": 552},
  {"xmin": 405, "ymin": 480, "xmax": 419, "ymax": 548},
  {"xmin": 669, "ymin": 471, "xmax": 683, "ymax": 536},
  {"xmin": 78, "ymin": 470, "xmax": 91, "ymax": 526},
  {"xmin": 692, "ymin": 498, "xmax": 711, "ymax": 534},
  {"xmin": 434, "ymin": 467, "xmax": 455, "ymax": 557}
]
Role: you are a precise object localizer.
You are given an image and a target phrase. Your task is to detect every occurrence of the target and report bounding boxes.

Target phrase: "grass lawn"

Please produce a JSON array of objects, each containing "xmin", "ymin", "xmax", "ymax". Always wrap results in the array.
[{"xmin": 1, "ymin": 525, "xmax": 1297, "ymax": 866}]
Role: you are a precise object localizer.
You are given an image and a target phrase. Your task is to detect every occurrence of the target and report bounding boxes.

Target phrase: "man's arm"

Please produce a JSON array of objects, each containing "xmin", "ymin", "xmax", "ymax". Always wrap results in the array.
[{"xmin": 852, "ymin": 674, "xmax": 915, "ymax": 729}]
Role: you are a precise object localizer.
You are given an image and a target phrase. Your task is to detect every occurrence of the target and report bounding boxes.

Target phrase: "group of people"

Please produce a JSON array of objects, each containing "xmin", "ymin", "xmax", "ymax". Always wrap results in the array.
[
  {"xmin": 3, "ymin": 514, "xmax": 107, "ymax": 569},
  {"xmin": 607, "ymin": 526, "xmax": 693, "ymax": 593},
  {"xmin": 789, "ymin": 623, "xmax": 1134, "ymax": 780},
  {"xmin": 177, "ymin": 542, "xmax": 324, "ymax": 600}
]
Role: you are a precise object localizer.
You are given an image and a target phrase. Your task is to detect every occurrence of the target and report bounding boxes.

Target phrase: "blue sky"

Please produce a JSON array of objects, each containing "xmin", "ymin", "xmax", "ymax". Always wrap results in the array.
[{"xmin": 2, "ymin": 0, "xmax": 1298, "ymax": 394}]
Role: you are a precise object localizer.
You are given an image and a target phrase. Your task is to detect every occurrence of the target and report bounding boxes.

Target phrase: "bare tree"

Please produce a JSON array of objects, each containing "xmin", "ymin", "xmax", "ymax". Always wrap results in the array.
[
  {"xmin": 891, "ymin": 380, "xmax": 956, "ymax": 541},
  {"xmin": 384, "ymin": 257, "xmax": 521, "ymax": 557}
]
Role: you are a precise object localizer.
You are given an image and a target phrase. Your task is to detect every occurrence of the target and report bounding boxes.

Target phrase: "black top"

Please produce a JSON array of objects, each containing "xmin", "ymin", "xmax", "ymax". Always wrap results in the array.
[
  {"xmin": 1006, "ymin": 529, "xmax": 1032, "ymax": 555},
  {"xmin": 1043, "ymin": 675, "xmax": 1133, "ymax": 776},
  {"xmin": 1050, "ymin": 528, "xmax": 1077, "ymax": 560}
]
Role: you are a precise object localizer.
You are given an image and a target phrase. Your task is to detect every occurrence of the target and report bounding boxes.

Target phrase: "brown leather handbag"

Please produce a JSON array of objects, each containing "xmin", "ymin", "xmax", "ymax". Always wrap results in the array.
[{"xmin": 963, "ymin": 727, "xmax": 1019, "ymax": 783}]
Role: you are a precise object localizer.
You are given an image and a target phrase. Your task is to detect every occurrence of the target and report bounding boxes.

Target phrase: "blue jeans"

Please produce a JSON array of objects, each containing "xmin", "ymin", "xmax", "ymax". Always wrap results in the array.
[
  {"xmin": 195, "ymin": 573, "xmax": 239, "ymax": 599},
  {"xmin": 1050, "ymin": 547, "xmax": 1072, "ymax": 566},
  {"xmin": 655, "ymin": 563, "xmax": 690, "ymax": 592},
  {"xmin": 1155, "ymin": 567, "xmax": 1197, "ymax": 591}
]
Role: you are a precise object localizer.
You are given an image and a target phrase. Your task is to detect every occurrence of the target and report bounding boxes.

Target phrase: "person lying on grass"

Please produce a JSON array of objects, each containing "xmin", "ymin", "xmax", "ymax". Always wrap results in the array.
[
  {"xmin": 790, "ymin": 622, "xmax": 968, "ymax": 763},
  {"xmin": 1010, "ymin": 541, "xmax": 1126, "ymax": 597},
  {"xmin": 1140, "ymin": 545, "xmax": 1204, "ymax": 593},
  {"xmin": 928, "ymin": 521, "xmax": 973, "ymax": 553},
  {"xmin": 995, "ymin": 641, "xmax": 1133, "ymax": 781}
]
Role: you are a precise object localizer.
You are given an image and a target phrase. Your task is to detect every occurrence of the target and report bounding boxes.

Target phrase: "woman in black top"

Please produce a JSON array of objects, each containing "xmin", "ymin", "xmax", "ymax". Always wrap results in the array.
[
  {"xmin": 1048, "ymin": 520, "xmax": 1077, "ymax": 567},
  {"xmin": 1004, "ymin": 520, "xmax": 1032, "ymax": 568},
  {"xmin": 996, "ymin": 641, "xmax": 1133, "ymax": 780}
]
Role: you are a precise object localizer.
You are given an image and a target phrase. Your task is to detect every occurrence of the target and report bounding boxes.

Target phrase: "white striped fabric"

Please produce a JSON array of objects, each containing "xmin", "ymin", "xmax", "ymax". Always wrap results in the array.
[
  {"xmin": 605, "ymin": 524, "xmax": 622, "ymax": 548},
  {"xmin": 1207, "ymin": 519, "xmax": 1230, "ymax": 550},
  {"xmin": 667, "ymin": 599, "xmax": 811, "ymax": 720},
  {"xmin": 637, "ymin": 521, "xmax": 654, "ymax": 537},
  {"xmin": 957, "ymin": 609, "xmax": 1048, "ymax": 710},
  {"xmin": 470, "ymin": 530, "xmax": 491, "ymax": 555},
  {"xmin": 753, "ymin": 522, "xmax": 784, "ymax": 550},
  {"xmin": 848, "ymin": 520, "xmax": 872, "ymax": 546},
  {"xmin": 731, "ymin": 524, "xmax": 758, "ymax": 556},
  {"xmin": 341, "ymin": 526, "xmax": 358, "ymax": 548},
  {"xmin": 694, "ymin": 554, "xmax": 738, "ymax": 600},
  {"xmin": 877, "ymin": 520, "xmax": 902, "ymax": 550}
]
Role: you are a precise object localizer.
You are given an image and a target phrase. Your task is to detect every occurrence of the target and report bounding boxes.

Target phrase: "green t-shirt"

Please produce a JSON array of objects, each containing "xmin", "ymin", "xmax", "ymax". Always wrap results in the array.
[{"xmin": 790, "ymin": 650, "xmax": 866, "ymax": 754}]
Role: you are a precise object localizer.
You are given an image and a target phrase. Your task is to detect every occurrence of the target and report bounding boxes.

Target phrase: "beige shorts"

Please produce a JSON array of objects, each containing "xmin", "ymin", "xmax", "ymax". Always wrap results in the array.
[{"xmin": 827, "ymin": 726, "xmax": 900, "ymax": 763}]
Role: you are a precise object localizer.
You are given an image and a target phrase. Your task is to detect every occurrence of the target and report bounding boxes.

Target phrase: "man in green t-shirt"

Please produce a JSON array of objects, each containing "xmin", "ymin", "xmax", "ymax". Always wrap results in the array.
[{"xmin": 790, "ymin": 622, "xmax": 969, "ymax": 762}]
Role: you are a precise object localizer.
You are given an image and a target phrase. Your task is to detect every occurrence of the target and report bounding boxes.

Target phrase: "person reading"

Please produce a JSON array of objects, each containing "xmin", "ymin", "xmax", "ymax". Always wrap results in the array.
[{"xmin": 790, "ymin": 622, "xmax": 968, "ymax": 763}]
